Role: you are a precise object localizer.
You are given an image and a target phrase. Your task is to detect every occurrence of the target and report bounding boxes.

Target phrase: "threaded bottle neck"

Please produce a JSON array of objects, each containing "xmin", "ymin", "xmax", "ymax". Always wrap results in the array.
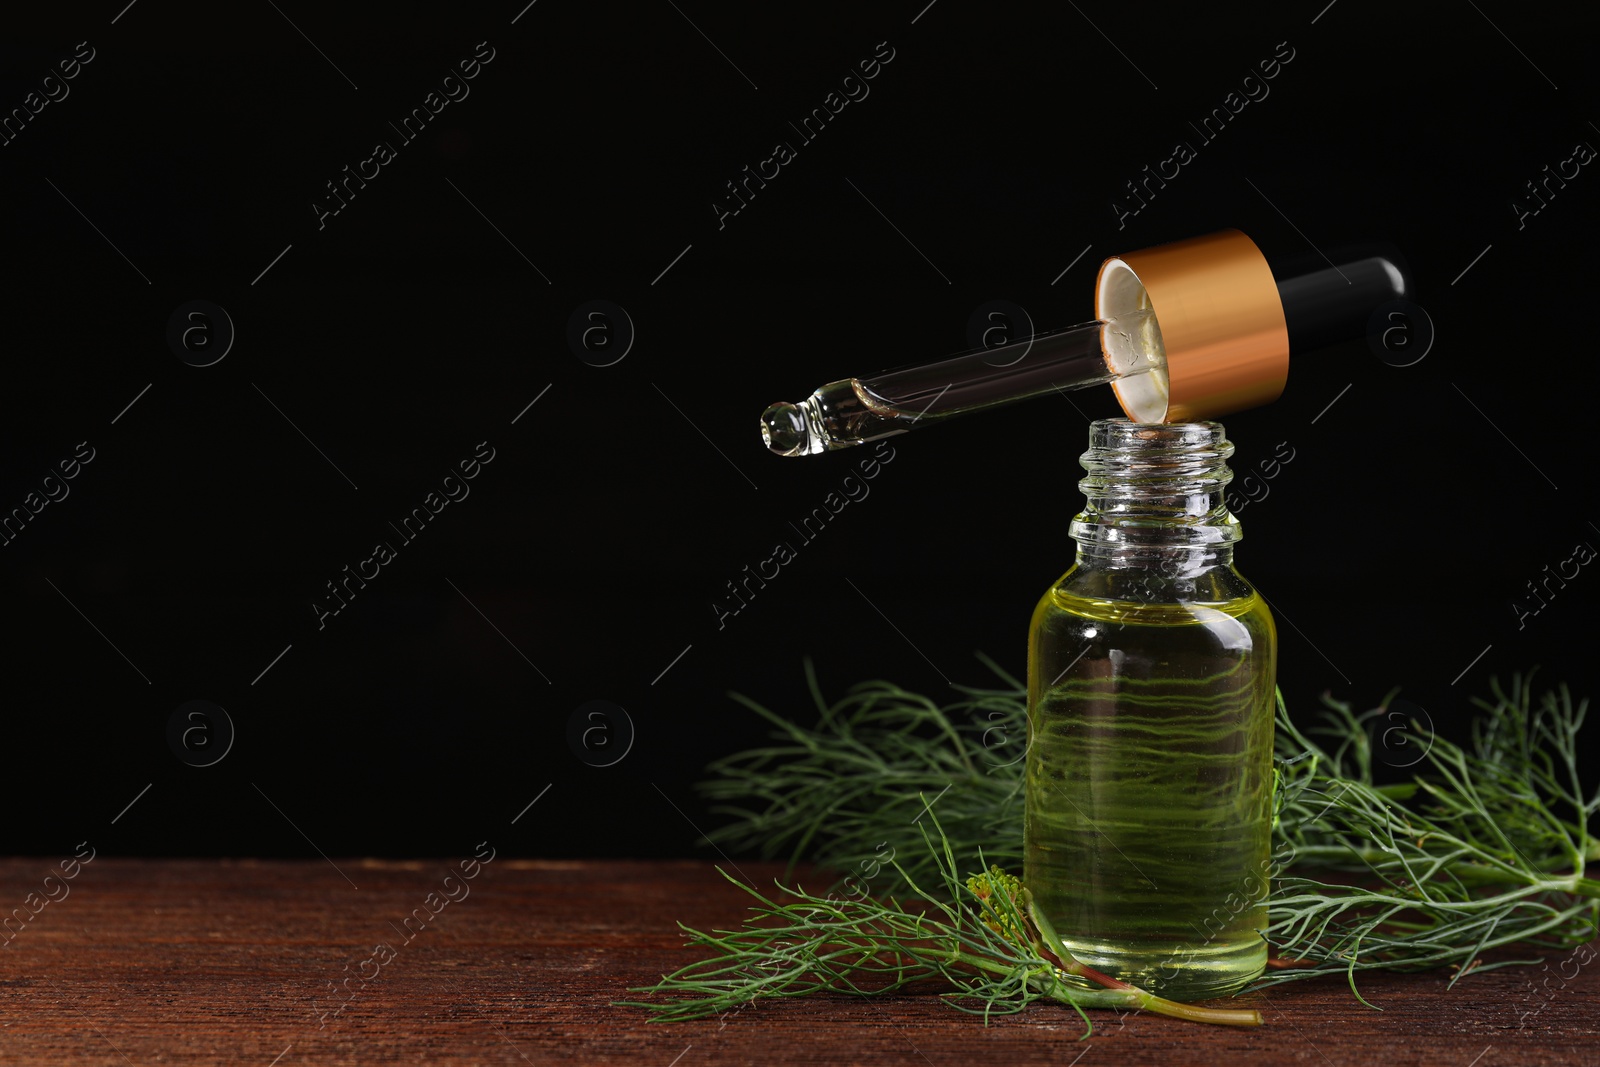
[{"xmin": 1069, "ymin": 419, "xmax": 1240, "ymax": 569}]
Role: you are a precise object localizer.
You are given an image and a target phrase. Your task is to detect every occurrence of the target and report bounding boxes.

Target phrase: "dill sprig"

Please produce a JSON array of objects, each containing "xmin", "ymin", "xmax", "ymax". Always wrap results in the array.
[
  {"xmin": 623, "ymin": 809, "xmax": 1262, "ymax": 1031},
  {"xmin": 698, "ymin": 652, "xmax": 1026, "ymax": 896},
  {"xmin": 682, "ymin": 659, "xmax": 1598, "ymax": 1012},
  {"xmin": 1258, "ymin": 674, "xmax": 1600, "ymax": 998}
]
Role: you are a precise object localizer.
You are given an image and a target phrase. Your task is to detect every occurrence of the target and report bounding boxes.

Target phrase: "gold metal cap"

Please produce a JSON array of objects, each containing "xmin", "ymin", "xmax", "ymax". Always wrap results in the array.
[{"xmin": 1095, "ymin": 229, "xmax": 1289, "ymax": 423}]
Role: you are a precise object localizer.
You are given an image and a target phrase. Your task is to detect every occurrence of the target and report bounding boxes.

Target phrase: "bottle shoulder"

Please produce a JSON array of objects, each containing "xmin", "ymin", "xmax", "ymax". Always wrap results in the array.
[{"xmin": 1037, "ymin": 561, "xmax": 1272, "ymax": 628}]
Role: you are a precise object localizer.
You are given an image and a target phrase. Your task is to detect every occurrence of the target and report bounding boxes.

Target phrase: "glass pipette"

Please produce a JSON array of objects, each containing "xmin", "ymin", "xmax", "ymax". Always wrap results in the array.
[{"xmin": 761, "ymin": 307, "xmax": 1165, "ymax": 456}]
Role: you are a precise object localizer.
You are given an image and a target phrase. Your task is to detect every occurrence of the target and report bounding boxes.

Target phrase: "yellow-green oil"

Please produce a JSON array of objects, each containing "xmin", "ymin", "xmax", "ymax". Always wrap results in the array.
[{"xmin": 1024, "ymin": 581, "xmax": 1276, "ymax": 1000}]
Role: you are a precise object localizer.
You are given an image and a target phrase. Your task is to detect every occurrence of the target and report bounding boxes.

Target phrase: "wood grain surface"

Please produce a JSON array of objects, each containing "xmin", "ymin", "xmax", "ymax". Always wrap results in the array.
[{"xmin": 1, "ymin": 857, "xmax": 1594, "ymax": 1065}]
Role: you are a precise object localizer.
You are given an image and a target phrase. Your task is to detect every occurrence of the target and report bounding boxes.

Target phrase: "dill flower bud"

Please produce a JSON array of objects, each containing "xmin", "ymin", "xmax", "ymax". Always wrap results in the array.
[{"xmin": 967, "ymin": 865, "xmax": 1028, "ymax": 942}]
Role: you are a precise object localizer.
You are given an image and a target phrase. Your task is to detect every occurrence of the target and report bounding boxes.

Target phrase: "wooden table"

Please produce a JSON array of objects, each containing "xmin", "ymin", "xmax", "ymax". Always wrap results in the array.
[{"xmin": 3, "ymin": 858, "xmax": 1595, "ymax": 1065}]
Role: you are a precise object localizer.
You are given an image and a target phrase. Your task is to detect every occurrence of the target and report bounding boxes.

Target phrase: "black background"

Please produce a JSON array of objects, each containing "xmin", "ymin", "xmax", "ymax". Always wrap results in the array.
[{"xmin": 2, "ymin": 2, "xmax": 1595, "ymax": 860}]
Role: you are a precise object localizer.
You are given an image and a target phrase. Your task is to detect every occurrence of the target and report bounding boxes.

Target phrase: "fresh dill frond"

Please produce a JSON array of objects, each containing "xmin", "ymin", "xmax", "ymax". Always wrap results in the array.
[
  {"xmin": 623, "ymin": 808, "xmax": 1262, "ymax": 1032},
  {"xmin": 687, "ymin": 658, "xmax": 1598, "ymax": 1009},
  {"xmin": 1256, "ymin": 673, "xmax": 1599, "ymax": 998},
  {"xmin": 697, "ymin": 652, "xmax": 1027, "ymax": 896}
]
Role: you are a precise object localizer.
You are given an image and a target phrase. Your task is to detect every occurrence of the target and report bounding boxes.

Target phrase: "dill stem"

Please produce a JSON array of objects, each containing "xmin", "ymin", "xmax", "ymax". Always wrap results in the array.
[
  {"xmin": 1025, "ymin": 897, "xmax": 1263, "ymax": 1027},
  {"xmin": 1128, "ymin": 990, "xmax": 1263, "ymax": 1028},
  {"xmin": 954, "ymin": 947, "xmax": 1259, "ymax": 1026},
  {"xmin": 1054, "ymin": 955, "xmax": 1262, "ymax": 1027},
  {"xmin": 1276, "ymin": 875, "xmax": 1598, "ymax": 917},
  {"xmin": 944, "ymin": 949, "xmax": 1136, "ymax": 1010},
  {"xmin": 1290, "ymin": 844, "xmax": 1590, "ymax": 885}
]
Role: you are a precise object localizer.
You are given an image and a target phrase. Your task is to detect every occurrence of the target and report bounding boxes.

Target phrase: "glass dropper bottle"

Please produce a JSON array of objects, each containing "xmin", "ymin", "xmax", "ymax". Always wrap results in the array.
[{"xmin": 760, "ymin": 229, "xmax": 1411, "ymax": 452}]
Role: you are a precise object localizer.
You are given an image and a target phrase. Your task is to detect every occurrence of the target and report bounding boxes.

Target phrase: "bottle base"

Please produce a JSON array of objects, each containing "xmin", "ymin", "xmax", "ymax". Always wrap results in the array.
[{"xmin": 1052, "ymin": 939, "xmax": 1266, "ymax": 1001}]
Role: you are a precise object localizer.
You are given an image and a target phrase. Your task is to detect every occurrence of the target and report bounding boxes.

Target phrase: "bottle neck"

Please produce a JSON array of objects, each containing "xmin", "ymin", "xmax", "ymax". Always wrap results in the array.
[{"xmin": 1069, "ymin": 419, "xmax": 1240, "ymax": 573}]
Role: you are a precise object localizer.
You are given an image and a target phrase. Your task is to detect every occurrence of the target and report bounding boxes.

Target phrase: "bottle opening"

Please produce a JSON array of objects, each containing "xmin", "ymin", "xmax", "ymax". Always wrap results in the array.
[{"xmin": 1070, "ymin": 418, "xmax": 1240, "ymax": 556}]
